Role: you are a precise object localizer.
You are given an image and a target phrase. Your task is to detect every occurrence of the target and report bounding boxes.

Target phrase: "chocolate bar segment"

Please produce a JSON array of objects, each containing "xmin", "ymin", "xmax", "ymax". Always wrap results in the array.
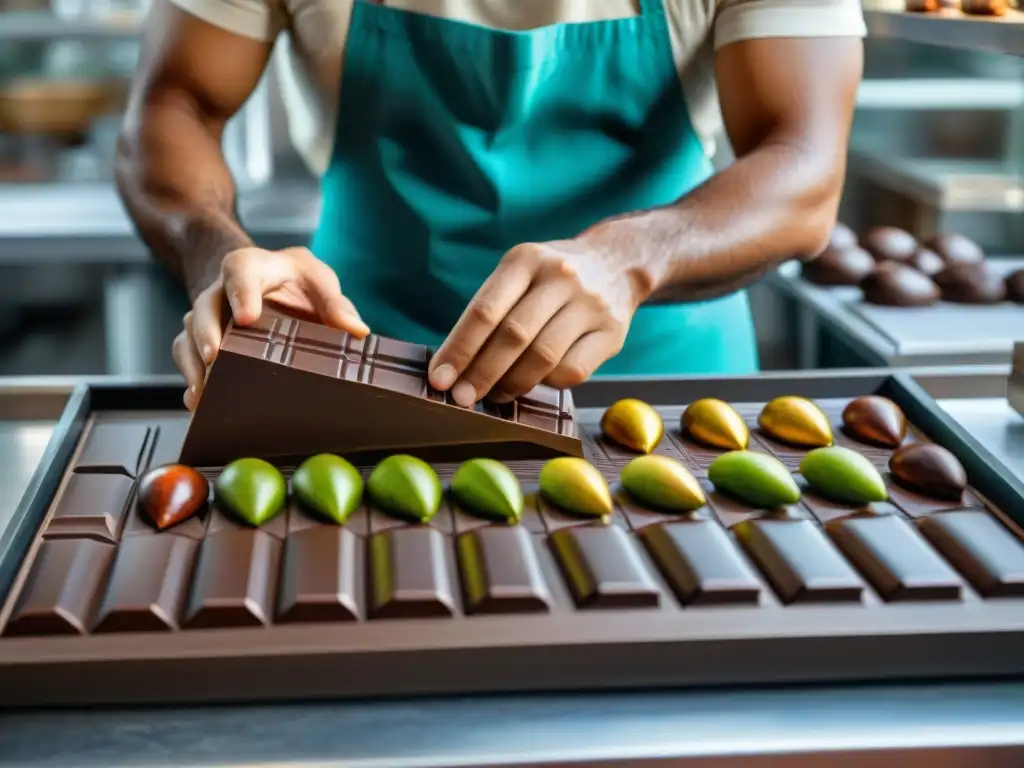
[
  {"xmin": 148, "ymin": 418, "xmax": 190, "ymax": 469},
  {"xmin": 94, "ymin": 535, "xmax": 197, "ymax": 632},
  {"xmin": 457, "ymin": 526, "xmax": 552, "ymax": 614},
  {"xmin": 734, "ymin": 518, "xmax": 864, "ymax": 604},
  {"xmin": 180, "ymin": 309, "xmax": 582, "ymax": 466},
  {"xmin": 3, "ymin": 540, "xmax": 114, "ymax": 636},
  {"xmin": 919, "ymin": 510, "xmax": 1024, "ymax": 597},
  {"xmin": 277, "ymin": 527, "xmax": 362, "ymax": 623},
  {"xmin": 369, "ymin": 527, "xmax": 458, "ymax": 618},
  {"xmin": 44, "ymin": 473, "xmax": 135, "ymax": 543},
  {"xmin": 827, "ymin": 514, "xmax": 962, "ymax": 602},
  {"xmin": 185, "ymin": 530, "xmax": 281, "ymax": 628},
  {"xmin": 640, "ymin": 521, "xmax": 762, "ymax": 606},
  {"xmin": 549, "ymin": 525, "xmax": 660, "ymax": 609},
  {"xmin": 75, "ymin": 422, "xmax": 150, "ymax": 477}
]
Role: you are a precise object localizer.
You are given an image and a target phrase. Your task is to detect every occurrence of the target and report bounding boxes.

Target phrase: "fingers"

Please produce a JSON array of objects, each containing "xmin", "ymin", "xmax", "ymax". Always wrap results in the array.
[
  {"xmin": 428, "ymin": 246, "xmax": 537, "ymax": 392},
  {"xmin": 173, "ymin": 314, "xmax": 208, "ymax": 411},
  {"xmin": 490, "ymin": 304, "xmax": 594, "ymax": 403},
  {"xmin": 220, "ymin": 247, "xmax": 293, "ymax": 325},
  {"xmin": 544, "ymin": 330, "xmax": 622, "ymax": 390},
  {"xmin": 294, "ymin": 252, "xmax": 369, "ymax": 337},
  {"xmin": 189, "ymin": 283, "xmax": 227, "ymax": 365},
  {"xmin": 453, "ymin": 276, "xmax": 577, "ymax": 406}
]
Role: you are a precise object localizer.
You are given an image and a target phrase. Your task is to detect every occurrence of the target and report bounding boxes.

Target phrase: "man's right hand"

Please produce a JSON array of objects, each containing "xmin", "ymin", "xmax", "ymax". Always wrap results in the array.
[{"xmin": 174, "ymin": 246, "xmax": 368, "ymax": 410}]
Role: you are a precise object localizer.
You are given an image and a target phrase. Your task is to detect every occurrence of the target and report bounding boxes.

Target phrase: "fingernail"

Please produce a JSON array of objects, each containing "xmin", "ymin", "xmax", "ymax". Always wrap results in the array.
[
  {"xmin": 452, "ymin": 380, "xmax": 477, "ymax": 408},
  {"xmin": 430, "ymin": 363, "xmax": 457, "ymax": 390}
]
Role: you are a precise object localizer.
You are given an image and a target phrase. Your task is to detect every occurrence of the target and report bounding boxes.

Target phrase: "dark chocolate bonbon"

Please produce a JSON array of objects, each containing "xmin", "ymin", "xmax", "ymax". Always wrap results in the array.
[
  {"xmin": 802, "ymin": 246, "xmax": 875, "ymax": 287},
  {"xmin": 861, "ymin": 262, "xmax": 940, "ymax": 307},
  {"xmin": 137, "ymin": 464, "xmax": 209, "ymax": 531},
  {"xmin": 890, "ymin": 444, "xmax": 967, "ymax": 501},
  {"xmin": 934, "ymin": 262, "xmax": 1006, "ymax": 305},
  {"xmin": 862, "ymin": 226, "xmax": 918, "ymax": 263}
]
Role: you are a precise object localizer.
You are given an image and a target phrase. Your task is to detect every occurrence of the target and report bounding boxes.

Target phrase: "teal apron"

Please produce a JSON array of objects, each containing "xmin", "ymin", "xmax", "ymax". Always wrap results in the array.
[{"xmin": 309, "ymin": 0, "xmax": 758, "ymax": 376}]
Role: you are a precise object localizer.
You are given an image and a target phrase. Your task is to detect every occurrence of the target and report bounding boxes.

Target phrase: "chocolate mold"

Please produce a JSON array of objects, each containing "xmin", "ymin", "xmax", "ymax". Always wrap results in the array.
[{"xmin": 1, "ymin": 373, "xmax": 1024, "ymax": 707}]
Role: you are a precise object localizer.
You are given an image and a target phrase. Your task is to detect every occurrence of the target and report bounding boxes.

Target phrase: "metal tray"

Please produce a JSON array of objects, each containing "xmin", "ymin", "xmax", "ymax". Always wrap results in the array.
[{"xmin": 1, "ymin": 373, "xmax": 1024, "ymax": 707}]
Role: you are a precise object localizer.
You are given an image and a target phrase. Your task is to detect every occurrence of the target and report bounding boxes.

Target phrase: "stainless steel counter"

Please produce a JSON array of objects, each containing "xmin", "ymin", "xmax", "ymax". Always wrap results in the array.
[
  {"xmin": 1, "ymin": 369, "xmax": 1024, "ymax": 766},
  {"xmin": 0, "ymin": 182, "xmax": 321, "ymax": 263}
]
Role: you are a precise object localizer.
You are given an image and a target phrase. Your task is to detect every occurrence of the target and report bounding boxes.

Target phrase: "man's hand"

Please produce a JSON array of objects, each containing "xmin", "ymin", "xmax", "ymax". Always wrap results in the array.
[
  {"xmin": 427, "ymin": 239, "xmax": 651, "ymax": 406},
  {"xmin": 174, "ymin": 246, "xmax": 368, "ymax": 410}
]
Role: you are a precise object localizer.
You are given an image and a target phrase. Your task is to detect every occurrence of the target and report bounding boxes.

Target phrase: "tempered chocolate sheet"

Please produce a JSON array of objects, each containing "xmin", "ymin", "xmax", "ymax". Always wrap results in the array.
[
  {"xmin": 3, "ymin": 388, "xmax": 1024, "ymax": 708},
  {"xmin": 180, "ymin": 309, "xmax": 582, "ymax": 466}
]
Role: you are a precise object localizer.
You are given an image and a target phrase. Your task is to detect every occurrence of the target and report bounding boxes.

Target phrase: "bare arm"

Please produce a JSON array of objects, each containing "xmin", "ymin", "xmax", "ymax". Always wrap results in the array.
[
  {"xmin": 582, "ymin": 36, "xmax": 864, "ymax": 304},
  {"xmin": 115, "ymin": 0, "xmax": 273, "ymax": 300}
]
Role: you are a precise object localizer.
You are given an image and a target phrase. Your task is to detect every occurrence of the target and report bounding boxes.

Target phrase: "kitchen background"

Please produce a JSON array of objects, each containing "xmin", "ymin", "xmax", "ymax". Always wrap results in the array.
[{"xmin": 0, "ymin": 0, "xmax": 1021, "ymax": 377}]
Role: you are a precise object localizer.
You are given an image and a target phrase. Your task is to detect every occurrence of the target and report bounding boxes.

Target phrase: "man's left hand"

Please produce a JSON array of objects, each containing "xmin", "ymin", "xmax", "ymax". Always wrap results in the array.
[{"xmin": 428, "ymin": 238, "xmax": 647, "ymax": 406}]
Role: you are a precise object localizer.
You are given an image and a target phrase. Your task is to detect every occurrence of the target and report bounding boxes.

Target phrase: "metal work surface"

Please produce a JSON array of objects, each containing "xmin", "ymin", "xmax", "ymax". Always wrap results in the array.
[
  {"xmin": 770, "ymin": 261, "xmax": 1024, "ymax": 368},
  {"xmin": 0, "ymin": 369, "xmax": 1022, "ymax": 766}
]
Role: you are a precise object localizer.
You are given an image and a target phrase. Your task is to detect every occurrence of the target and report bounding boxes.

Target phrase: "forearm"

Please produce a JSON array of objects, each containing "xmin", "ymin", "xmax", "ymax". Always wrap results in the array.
[
  {"xmin": 115, "ymin": 101, "xmax": 252, "ymax": 301},
  {"xmin": 580, "ymin": 140, "xmax": 841, "ymax": 305}
]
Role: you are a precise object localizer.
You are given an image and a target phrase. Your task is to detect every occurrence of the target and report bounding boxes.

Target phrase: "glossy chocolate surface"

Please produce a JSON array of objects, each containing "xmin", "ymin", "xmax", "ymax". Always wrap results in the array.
[
  {"xmin": 802, "ymin": 246, "xmax": 875, "ymax": 287},
  {"xmin": 828, "ymin": 222, "xmax": 858, "ymax": 251},
  {"xmin": 861, "ymin": 262, "xmax": 940, "ymax": 307},
  {"xmin": 862, "ymin": 226, "xmax": 918, "ymax": 263},
  {"xmin": 934, "ymin": 263, "xmax": 1007, "ymax": 305},
  {"xmin": 961, "ymin": 0, "xmax": 1008, "ymax": 15},
  {"xmin": 2, "ymin": 395, "xmax": 1024, "ymax": 706},
  {"xmin": 925, "ymin": 233, "xmax": 984, "ymax": 265},
  {"xmin": 181, "ymin": 309, "xmax": 582, "ymax": 467},
  {"xmin": 910, "ymin": 248, "xmax": 944, "ymax": 277}
]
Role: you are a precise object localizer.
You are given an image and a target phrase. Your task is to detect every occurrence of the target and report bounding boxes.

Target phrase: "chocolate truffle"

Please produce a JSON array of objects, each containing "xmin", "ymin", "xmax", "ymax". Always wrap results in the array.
[
  {"xmin": 862, "ymin": 227, "xmax": 918, "ymax": 264},
  {"xmin": 861, "ymin": 262, "xmax": 940, "ymax": 307},
  {"xmin": 925, "ymin": 233, "xmax": 984, "ymax": 265},
  {"xmin": 829, "ymin": 222, "xmax": 858, "ymax": 251},
  {"xmin": 1005, "ymin": 269, "xmax": 1024, "ymax": 304},
  {"xmin": 910, "ymin": 248, "xmax": 944, "ymax": 277},
  {"xmin": 933, "ymin": 262, "xmax": 1006, "ymax": 305},
  {"xmin": 962, "ymin": 0, "xmax": 1008, "ymax": 15},
  {"xmin": 802, "ymin": 246, "xmax": 875, "ymax": 287}
]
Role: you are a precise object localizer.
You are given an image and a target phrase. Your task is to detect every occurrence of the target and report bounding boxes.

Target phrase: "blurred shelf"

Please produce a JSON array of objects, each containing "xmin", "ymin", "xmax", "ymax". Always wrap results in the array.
[
  {"xmin": 848, "ymin": 149, "xmax": 1024, "ymax": 212},
  {"xmin": 0, "ymin": 11, "xmax": 142, "ymax": 42},
  {"xmin": 856, "ymin": 78, "xmax": 1024, "ymax": 109},
  {"xmin": 864, "ymin": 9, "xmax": 1024, "ymax": 57}
]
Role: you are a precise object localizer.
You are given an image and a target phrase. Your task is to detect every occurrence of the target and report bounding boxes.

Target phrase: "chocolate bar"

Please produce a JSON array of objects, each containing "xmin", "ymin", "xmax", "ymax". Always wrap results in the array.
[
  {"xmin": 3, "ymin": 394, "xmax": 1024, "ymax": 707},
  {"xmin": 180, "ymin": 310, "xmax": 582, "ymax": 467}
]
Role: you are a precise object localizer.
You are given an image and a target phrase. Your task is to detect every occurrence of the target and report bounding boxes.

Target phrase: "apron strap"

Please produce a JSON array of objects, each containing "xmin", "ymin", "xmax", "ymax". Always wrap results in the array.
[{"xmin": 637, "ymin": 0, "xmax": 665, "ymax": 16}]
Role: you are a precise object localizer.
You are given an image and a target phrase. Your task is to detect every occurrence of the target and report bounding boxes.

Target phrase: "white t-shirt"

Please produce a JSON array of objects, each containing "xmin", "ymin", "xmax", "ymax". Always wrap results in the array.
[{"xmin": 168, "ymin": 0, "xmax": 866, "ymax": 177}]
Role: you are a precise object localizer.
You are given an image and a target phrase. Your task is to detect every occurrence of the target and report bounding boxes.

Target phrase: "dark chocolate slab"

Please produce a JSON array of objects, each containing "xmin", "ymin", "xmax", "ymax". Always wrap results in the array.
[
  {"xmin": 206, "ymin": 503, "xmax": 288, "ymax": 540},
  {"xmin": 919, "ymin": 510, "xmax": 1024, "ymax": 597},
  {"xmin": 94, "ymin": 534, "xmax": 197, "ymax": 632},
  {"xmin": 640, "ymin": 521, "xmax": 763, "ymax": 606},
  {"xmin": 827, "ymin": 514, "xmax": 962, "ymax": 601},
  {"xmin": 185, "ymin": 530, "xmax": 281, "ymax": 628},
  {"xmin": 368, "ymin": 527, "xmax": 457, "ymax": 618},
  {"xmin": 734, "ymin": 518, "xmax": 865, "ymax": 604},
  {"xmin": 3, "ymin": 539, "xmax": 114, "ymax": 636},
  {"xmin": 457, "ymin": 526, "xmax": 552, "ymax": 614},
  {"xmin": 180, "ymin": 309, "xmax": 582, "ymax": 466},
  {"xmin": 277, "ymin": 527, "xmax": 362, "ymax": 623},
  {"xmin": 75, "ymin": 422, "xmax": 150, "ymax": 477},
  {"xmin": 549, "ymin": 525, "xmax": 660, "ymax": 609},
  {"xmin": 44, "ymin": 473, "xmax": 135, "ymax": 543}
]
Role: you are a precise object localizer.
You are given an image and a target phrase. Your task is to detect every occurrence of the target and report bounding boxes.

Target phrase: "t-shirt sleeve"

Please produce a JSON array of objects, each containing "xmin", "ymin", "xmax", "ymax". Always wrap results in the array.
[
  {"xmin": 714, "ymin": 0, "xmax": 867, "ymax": 50},
  {"xmin": 167, "ymin": 0, "xmax": 285, "ymax": 42}
]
